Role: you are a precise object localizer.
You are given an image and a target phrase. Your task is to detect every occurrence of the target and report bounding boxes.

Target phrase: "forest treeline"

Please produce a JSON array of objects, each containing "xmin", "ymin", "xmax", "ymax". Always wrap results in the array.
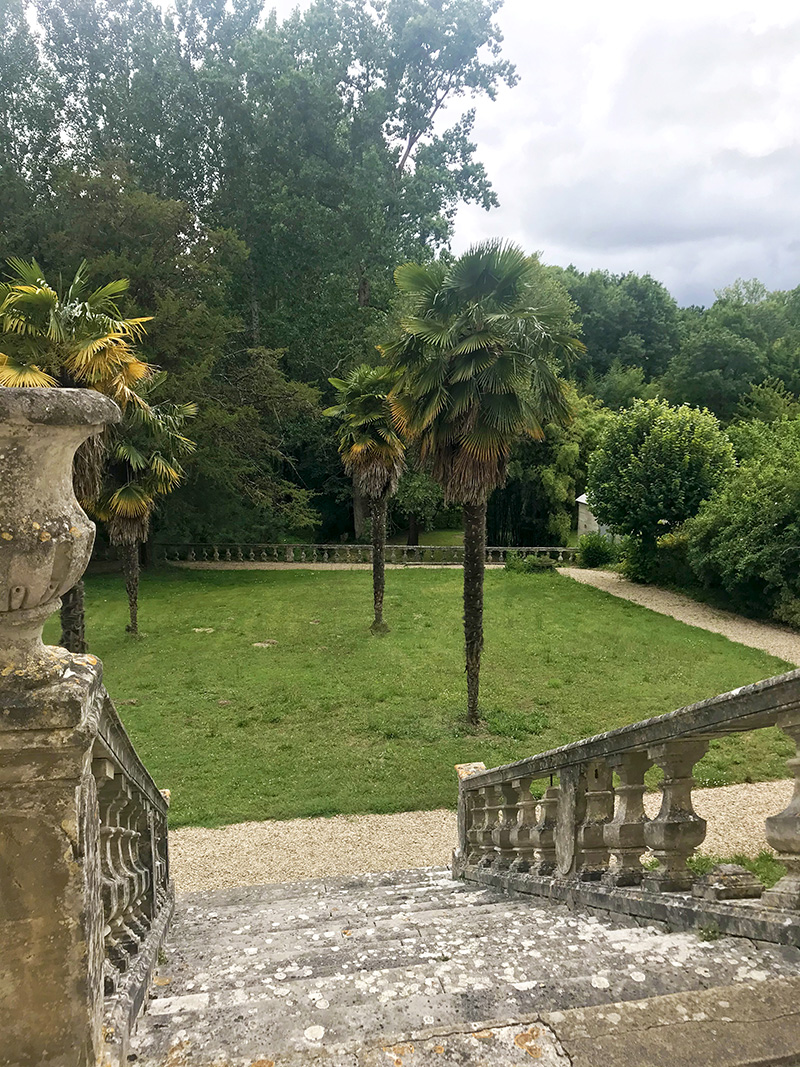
[{"xmin": 3, "ymin": 0, "xmax": 800, "ymax": 547}]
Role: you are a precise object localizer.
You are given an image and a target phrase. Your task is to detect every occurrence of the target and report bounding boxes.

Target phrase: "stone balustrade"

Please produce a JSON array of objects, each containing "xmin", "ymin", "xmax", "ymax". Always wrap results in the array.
[
  {"xmin": 454, "ymin": 670, "xmax": 800, "ymax": 946},
  {"xmin": 0, "ymin": 388, "xmax": 173, "ymax": 1067},
  {"xmin": 150, "ymin": 542, "xmax": 578, "ymax": 566}
]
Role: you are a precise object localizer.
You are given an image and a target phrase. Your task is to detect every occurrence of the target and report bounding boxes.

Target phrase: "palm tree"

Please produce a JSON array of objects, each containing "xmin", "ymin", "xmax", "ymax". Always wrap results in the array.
[
  {"xmin": 383, "ymin": 241, "xmax": 583, "ymax": 723},
  {"xmin": 95, "ymin": 373, "xmax": 197, "ymax": 636},
  {"xmin": 0, "ymin": 257, "xmax": 152, "ymax": 652},
  {"xmin": 325, "ymin": 365, "xmax": 405, "ymax": 634}
]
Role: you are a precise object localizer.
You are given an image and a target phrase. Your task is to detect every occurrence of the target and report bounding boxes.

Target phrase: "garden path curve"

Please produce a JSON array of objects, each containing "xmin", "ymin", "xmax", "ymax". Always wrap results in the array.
[{"xmin": 559, "ymin": 568, "xmax": 800, "ymax": 666}]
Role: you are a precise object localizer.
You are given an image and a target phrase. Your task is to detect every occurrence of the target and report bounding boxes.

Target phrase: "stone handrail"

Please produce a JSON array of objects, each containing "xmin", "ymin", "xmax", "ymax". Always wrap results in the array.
[
  {"xmin": 150, "ymin": 542, "xmax": 578, "ymax": 565},
  {"xmin": 454, "ymin": 669, "xmax": 800, "ymax": 944},
  {"xmin": 92, "ymin": 688, "xmax": 173, "ymax": 1064},
  {"xmin": 0, "ymin": 388, "xmax": 173, "ymax": 1067}
]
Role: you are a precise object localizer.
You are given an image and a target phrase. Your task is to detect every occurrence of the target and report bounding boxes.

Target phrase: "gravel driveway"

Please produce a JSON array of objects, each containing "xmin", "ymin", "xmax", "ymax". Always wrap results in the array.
[{"xmin": 171, "ymin": 780, "xmax": 792, "ymax": 892}]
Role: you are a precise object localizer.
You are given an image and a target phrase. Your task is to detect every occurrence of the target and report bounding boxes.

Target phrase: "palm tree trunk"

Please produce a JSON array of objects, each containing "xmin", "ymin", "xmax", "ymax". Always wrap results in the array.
[
  {"xmin": 370, "ymin": 496, "xmax": 389, "ymax": 634},
  {"xmin": 60, "ymin": 582, "xmax": 88, "ymax": 654},
  {"xmin": 353, "ymin": 481, "xmax": 369, "ymax": 540},
  {"xmin": 407, "ymin": 513, "xmax": 420, "ymax": 546},
  {"xmin": 463, "ymin": 500, "xmax": 487, "ymax": 725},
  {"xmin": 121, "ymin": 541, "xmax": 140, "ymax": 636}
]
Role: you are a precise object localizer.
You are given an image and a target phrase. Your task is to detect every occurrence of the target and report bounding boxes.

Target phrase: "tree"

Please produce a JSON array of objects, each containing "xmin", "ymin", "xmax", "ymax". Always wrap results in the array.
[
  {"xmin": 552, "ymin": 267, "xmax": 680, "ymax": 379},
  {"xmin": 587, "ymin": 399, "xmax": 734, "ymax": 581},
  {"xmin": 325, "ymin": 365, "xmax": 405, "ymax": 633},
  {"xmin": 0, "ymin": 256, "xmax": 153, "ymax": 651},
  {"xmin": 685, "ymin": 420, "xmax": 800, "ymax": 623},
  {"xmin": 663, "ymin": 323, "xmax": 767, "ymax": 421},
  {"xmin": 487, "ymin": 388, "xmax": 610, "ymax": 546},
  {"xmin": 96, "ymin": 373, "xmax": 196, "ymax": 635},
  {"xmin": 384, "ymin": 241, "xmax": 582, "ymax": 722},
  {"xmin": 393, "ymin": 468, "xmax": 446, "ymax": 545}
]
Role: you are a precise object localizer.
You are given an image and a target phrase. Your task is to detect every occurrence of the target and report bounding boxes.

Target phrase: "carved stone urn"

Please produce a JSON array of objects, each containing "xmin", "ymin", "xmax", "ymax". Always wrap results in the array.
[{"xmin": 0, "ymin": 388, "xmax": 120, "ymax": 678}]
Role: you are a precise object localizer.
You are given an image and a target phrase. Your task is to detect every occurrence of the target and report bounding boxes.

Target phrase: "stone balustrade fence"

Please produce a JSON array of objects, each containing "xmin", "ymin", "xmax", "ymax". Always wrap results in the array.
[
  {"xmin": 454, "ymin": 669, "xmax": 800, "ymax": 946},
  {"xmin": 148, "ymin": 542, "xmax": 578, "ymax": 566},
  {"xmin": 0, "ymin": 388, "xmax": 173, "ymax": 1067}
]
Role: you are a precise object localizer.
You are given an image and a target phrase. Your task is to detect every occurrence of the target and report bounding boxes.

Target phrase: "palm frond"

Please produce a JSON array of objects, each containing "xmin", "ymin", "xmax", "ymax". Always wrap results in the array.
[{"xmin": 0, "ymin": 352, "xmax": 57, "ymax": 387}]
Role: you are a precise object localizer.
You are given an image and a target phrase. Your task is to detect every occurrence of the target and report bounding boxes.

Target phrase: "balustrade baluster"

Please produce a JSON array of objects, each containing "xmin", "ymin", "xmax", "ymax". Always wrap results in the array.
[
  {"xmin": 555, "ymin": 764, "xmax": 588, "ymax": 878},
  {"xmin": 465, "ymin": 789, "xmax": 487, "ymax": 866},
  {"xmin": 508, "ymin": 777, "xmax": 538, "ymax": 872},
  {"xmin": 577, "ymin": 760, "xmax": 614, "ymax": 880},
  {"xmin": 491, "ymin": 782, "xmax": 520, "ymax": 868},
  {"xmin": 603, "ymin": 750, "xmax": 651, "ymax": 886},
  {"xmin": 643, "ymin": 739, "xmax": 708, "ymax": 892},
  {"xmin": 533, "ymin": 785, "xmax": 559, "ymax": 875},
  {"xmin": 763, "ymin": 711, "xmax": 800, "ymax": 909},
  {"xmin": 477, "ymin": 787, "xmax": 499, "ymax": 865}
]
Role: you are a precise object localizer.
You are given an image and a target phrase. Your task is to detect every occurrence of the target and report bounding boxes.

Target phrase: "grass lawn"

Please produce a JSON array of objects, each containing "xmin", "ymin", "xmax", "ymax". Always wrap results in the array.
[
  {"xmin": 388, "ymin": 527, "xmax": 464, "ymax": 546},
  {"xmin": 46, "ymin": 568, "xmax": 794, "ymax": 828}
]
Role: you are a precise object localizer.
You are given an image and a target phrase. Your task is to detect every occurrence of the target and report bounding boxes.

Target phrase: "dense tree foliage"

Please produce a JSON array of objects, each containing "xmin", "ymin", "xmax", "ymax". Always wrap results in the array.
[
  {"xmin": 5, "ymin": 0, "xmax": 800, "ymax": 550},
  {"xmin": 487, "ymin": 389, "xmax": 609, "ymax": 546},
  {"xmin": 0, "ymin": 0, "xmax": 515, "ymax": 541},
  {"xmin": 684, "ymin": 421, "xmax": 800, "ymax": 625}
]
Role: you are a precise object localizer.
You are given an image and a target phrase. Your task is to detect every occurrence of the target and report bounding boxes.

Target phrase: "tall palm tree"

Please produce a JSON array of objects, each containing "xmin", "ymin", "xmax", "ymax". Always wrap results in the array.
[
  {"xmin": 0, "ymin": 257, "xmax": 152, "ymax": 652},
  {"xmin": 95, "ymin": 373, "xmax": 197, "ymax": 636},
  {"xmin": 383, "ymin": 241, "xmax": 583, "ymax": 723},
  {"xmin": 325, "ymin": 365, "xmax": 406, "ymax": 634}
]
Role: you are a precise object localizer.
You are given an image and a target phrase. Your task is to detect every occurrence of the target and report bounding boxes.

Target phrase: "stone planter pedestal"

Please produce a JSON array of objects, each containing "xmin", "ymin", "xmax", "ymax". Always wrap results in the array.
[{"xmin": 0, "ymin": 387, "xmax": 119, "ymax": 680}]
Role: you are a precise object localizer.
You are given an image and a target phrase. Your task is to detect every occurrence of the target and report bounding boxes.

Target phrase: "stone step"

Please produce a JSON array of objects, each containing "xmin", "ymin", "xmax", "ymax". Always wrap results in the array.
[{"xmin": 130, "ymin": 870, "xmax": 800, "ymax": 1067}]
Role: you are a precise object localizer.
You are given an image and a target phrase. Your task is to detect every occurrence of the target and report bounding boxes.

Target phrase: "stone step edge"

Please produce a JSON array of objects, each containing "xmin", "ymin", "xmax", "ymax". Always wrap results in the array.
[
  {"xmin": 137, "ymin": 976, "xmax": 800, "ymax": 1067},
  {"xmin": 358, "ymin": 975, "xmax": 800, "ymax": 1067},
  {"xmin": 542, "ymin": 973, "xmax": 800, "ymax": 1067}
]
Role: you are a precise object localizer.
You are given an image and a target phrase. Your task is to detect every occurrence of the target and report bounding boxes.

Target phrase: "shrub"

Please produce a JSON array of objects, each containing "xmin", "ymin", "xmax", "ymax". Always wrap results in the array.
[
  {"xmin": 684, "ymin": 421, "xmax": 800, "ymax": 620},
  {"xmin": 577, "ymin": 532, "xmax": 617, "ymax": 568},
  {"xmin": 587, "ymin": 399, "xmax": 734, "ymax": 582},
  {"xmin": 504, "ymin": 551, "xmax": 557, "ymax": 574}
]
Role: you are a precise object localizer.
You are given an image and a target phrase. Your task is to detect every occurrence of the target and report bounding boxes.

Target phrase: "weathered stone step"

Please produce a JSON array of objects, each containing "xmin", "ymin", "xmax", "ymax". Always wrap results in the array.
[{"xmin": 130, "ymin": 871, "xmax": 800, "ymax": 1067}]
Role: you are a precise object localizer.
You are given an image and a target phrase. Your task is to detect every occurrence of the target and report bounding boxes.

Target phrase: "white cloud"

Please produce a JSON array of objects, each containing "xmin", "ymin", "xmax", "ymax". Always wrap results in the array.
[{"xmin": 451, "ymin": 0, "xmax": 800, "ymax": 304}]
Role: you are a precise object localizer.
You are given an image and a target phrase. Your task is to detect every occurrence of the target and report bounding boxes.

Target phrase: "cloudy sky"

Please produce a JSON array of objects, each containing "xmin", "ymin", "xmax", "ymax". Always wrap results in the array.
[{"xmin": 272, "ymin": 0, "xmax": 800, "ymax": 306}]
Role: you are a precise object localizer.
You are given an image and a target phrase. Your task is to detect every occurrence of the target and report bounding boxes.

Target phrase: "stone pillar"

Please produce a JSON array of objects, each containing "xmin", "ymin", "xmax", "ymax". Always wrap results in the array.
[
  {"xmin": 763, "ymin": 711, "xmax": 800, "ymax": 909},
  {"xmin": 452, "ymin": 763, "xmax": 485, "ymax": 876},
  {"xmin": 0, "ymin": 387, "xmax": 120, "ymax": 1066},
  {"xmin": 643, "ymin": 739, "xmax": 708, "ymax": 893},
  {"xmin": 603, "ymin": 750, "xmax": 651, "ymax": 887}
]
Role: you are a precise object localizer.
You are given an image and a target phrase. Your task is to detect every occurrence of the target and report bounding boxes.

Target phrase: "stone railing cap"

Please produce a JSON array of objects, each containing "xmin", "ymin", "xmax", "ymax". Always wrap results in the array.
[{"xmin": 0, "ymin": 387, "xmax": 121, "ymax": 427}]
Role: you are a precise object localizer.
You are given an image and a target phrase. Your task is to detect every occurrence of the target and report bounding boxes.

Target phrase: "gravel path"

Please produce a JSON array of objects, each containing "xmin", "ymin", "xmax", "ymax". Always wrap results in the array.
[
  {"xmin": 559, "ymin": 567, "xmax": 800, "ymax": 665},
  {"xmin": 171, "ymin": 780, "xmax": 792, "ymax": 892}
]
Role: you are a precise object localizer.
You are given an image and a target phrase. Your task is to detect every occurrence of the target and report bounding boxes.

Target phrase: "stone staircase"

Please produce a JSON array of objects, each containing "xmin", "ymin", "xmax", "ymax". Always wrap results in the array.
[{"xmin": 130, "ymin": 867, "xmax": 800, "ymax": 1067}]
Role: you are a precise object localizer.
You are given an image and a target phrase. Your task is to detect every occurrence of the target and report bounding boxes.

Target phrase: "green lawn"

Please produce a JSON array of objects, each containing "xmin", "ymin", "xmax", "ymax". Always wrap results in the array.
[
  {"xmin": 388, "ymin": 527, "xmax": 464, "ymax": 546},
  {"xmin": 47, "ymin": 568, "xmax": 793, "ymax": 828}
]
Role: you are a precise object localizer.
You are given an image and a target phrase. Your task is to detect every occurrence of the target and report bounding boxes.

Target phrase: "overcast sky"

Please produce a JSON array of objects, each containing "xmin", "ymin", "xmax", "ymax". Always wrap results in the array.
[{"xmin": 271, "ymin": 0, "xmax": 800, "ymax": 306}]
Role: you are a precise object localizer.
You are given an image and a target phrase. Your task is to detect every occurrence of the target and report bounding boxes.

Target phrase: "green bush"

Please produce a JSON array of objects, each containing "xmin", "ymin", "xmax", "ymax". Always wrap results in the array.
[
  {"xmin": 684, "ymin": 420, "xmax": 800, "ymax": 620},
  {"xmin": 587, "ymin": 399, "xmax": 734, "ymax": 582},
  {"xmin": 504, "ymin": 551, "xmax": 557, "ymax": 574},
  {"xmin": 577, "ymin": 532, "xmax": 617, "ymax": 568}
]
